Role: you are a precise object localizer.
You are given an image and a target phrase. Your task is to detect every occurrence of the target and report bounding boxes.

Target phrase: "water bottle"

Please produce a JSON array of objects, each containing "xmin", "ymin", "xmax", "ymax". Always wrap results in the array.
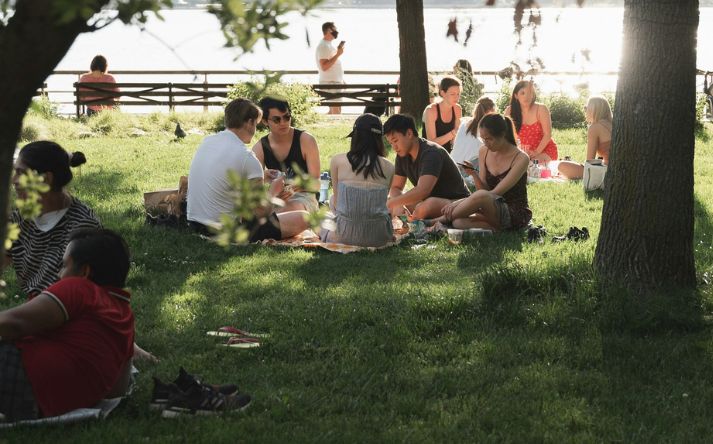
[{"xmin": 319, "ymin": 171, "xmax": 331, "ymax": 203}]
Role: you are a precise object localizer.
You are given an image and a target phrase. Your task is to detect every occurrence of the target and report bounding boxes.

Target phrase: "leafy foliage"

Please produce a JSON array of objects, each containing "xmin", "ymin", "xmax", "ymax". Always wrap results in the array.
[
  {"xmin": 544, "ymin": 94, "xmax": 587, "ymax": 129},
  {"xmin": 228, "ymin": 77, "xmax": 319, "ymax": 127},
  {"xmin": 454, "ymin": 66, "xmax": 484, "ymax": 116}
]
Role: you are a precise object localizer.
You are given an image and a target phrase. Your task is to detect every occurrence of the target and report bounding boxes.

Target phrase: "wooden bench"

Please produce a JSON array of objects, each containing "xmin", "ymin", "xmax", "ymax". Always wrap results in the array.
[
  {"xmin": 73, "ymin": 82, "xmax": 400, "ymax": 116},
  {"xmin": 311, "ymin": 83, "xmax": 400, "ymax": 115}
]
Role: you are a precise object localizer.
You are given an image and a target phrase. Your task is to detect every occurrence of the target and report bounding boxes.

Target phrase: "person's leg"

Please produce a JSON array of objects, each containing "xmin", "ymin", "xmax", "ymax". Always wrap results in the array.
[
  {"xmin": 274, "ymin": 210, "xmax": 310, "ymax": 239},
  {"xmin": 412, "ymin": 197, "xmax": 453, "ymax": 220},
  {"xmin": 452, "ymin": 214, "xmax": 496, "ymax": 230},
  {"xmin": 448, "ymin": 190, "xmax": 502, "ymax": 229},
  {"xmin": 557, "ymin": 161, "xmax": 584, "ymax": 179},
  {"xmin": 0, "ymin": 343, "xmax": 39, "ymax": 421}
]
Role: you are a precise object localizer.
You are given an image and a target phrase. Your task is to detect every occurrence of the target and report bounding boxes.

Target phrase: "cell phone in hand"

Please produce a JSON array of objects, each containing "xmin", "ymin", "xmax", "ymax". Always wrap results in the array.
[
  {"xmin": 339, "ymin": 40, "xmax": 346, "ymax": 47},
  {"xmin": 457, "ymin": 162, "xmax": 475, "ymax": 170}
]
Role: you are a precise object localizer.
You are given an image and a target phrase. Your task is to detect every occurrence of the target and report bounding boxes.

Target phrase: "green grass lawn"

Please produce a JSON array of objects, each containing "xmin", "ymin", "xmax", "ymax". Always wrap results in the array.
[{"xmin": 3, "ymin": 114, "xmax": 713, "ymax": 442}]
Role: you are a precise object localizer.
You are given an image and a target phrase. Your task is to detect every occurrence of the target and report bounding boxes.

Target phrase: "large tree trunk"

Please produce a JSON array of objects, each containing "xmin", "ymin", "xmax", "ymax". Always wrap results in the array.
[
  {"xmin": 0, "ymin": 1, "xmax": 101, "ymax": 263},
  {"xmin": 395, "ymin": 0, "xmax": 429, "ymax": 121},
  {"xmin": 595, "ymin": 0, "xmax": 699, "ymax": 292}
]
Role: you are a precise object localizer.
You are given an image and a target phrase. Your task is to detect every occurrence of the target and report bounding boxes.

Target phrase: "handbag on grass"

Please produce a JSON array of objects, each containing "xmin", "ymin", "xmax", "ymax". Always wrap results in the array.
[{"xmin": 583, "ymin": 159, "xmax": 607, "ymax": 191}]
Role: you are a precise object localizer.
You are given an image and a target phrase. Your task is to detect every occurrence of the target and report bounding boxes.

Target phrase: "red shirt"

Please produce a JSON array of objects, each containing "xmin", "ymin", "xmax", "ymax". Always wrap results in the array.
[{"xmin": 15, "ymin": 277, "xmax": 134, "ymax": 417}]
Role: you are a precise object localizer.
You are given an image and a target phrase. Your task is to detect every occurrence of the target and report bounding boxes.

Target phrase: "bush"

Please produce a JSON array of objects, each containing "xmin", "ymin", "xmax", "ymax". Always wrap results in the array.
[
  {"xmin": 496, "ymin": 79, "xmax": 512, "ymax": 113},
  {"xmin": 696, "ymin": 92, "xmax": 709, "ymax": 136},
  {"xmin": 227, "ymin": 78, "xmax": 319, "ymax": 127},
  {"xmin": 454, "ymin": 69, "xmax": 485, "ymax": 116},
  {"xmin": 27, "ymin": 96, "xmax": 58, "ymax": 119},
  {"xmin": 545, "ymin": 94, "xmax": 586, "ymax": 129}
]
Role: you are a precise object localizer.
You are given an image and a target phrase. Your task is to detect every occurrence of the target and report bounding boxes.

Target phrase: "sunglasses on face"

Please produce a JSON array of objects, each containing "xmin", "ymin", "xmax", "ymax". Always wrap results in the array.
[{"xmin": 268, "ymin": 113, "xmax": 292, "ymax": 124}]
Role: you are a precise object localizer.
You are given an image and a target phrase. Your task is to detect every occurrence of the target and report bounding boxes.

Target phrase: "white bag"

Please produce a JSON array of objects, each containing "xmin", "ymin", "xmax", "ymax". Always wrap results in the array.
[{"xmin": 583, "ymin": 159, "xmax": 607, "ymax": 191}]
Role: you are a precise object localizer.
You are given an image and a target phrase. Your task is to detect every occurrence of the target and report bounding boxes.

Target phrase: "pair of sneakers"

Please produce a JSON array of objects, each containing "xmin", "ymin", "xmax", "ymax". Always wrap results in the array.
[{"xmin": 151, "ymin": 367, "xmax": 251, "ymax": 417}]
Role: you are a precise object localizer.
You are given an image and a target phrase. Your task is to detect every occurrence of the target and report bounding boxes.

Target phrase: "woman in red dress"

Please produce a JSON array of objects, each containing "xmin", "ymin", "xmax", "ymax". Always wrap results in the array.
[{"xmin": 505, "ymin": 80, "xmax": 558, "ymax": 164}]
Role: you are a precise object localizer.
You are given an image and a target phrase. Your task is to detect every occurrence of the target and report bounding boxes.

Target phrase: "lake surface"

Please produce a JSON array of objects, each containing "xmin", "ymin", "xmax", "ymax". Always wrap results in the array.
[{"xmin": 49, "ymin": 6, "xmax": 713, "ymax": 111}]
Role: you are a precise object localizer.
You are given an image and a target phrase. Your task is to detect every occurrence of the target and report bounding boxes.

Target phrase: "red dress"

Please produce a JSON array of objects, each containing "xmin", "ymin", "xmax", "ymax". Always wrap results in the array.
[{"xmin": 519, "ymin": 121, "xmax": 558, "ymax": 161}]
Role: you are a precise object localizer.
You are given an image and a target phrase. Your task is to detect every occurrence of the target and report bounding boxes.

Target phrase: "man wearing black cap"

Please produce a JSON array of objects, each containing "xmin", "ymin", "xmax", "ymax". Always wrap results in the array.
[{"xmin": 384, "ymin": 114, "xmax": 470, "ymax": 220}]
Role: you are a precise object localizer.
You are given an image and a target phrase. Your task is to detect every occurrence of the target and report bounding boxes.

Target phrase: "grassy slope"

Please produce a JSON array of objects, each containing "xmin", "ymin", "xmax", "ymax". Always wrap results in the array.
[{"xmin": 2, "ymin": 117, "xmax": 713, "ymax": 443}]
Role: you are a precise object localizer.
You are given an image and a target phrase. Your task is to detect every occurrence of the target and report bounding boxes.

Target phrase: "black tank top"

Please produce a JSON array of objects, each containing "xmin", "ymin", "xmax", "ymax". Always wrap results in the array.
[
  {"xmin": 422, "ymin": 104, "xmax": 456, "ymax": 153},
  {"xmin": 260, "ymin": 129, "xmax": 308, "ymax": 179}
]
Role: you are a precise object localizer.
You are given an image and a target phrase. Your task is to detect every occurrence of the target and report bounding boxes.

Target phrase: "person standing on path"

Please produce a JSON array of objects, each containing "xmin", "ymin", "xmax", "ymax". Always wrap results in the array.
[{"xmin": 316, "ymin": 21, "xmax": 345, "ymax": 115}]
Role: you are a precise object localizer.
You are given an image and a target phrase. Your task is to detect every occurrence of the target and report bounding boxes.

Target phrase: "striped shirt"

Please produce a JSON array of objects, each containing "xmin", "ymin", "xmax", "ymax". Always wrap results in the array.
[{"xmin": 9, "ymin": 197, "xmax": 101, "ymax": 296}]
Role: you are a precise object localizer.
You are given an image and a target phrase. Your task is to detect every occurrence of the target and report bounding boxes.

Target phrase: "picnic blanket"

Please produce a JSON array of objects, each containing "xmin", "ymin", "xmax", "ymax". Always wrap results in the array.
[
  {"xmin": 0, "ymin": 397, "xmax": 123, "ymax": 429},
  {"xmin": 260, "ymin": 218, "xmax": 411, "ymax": 253}
]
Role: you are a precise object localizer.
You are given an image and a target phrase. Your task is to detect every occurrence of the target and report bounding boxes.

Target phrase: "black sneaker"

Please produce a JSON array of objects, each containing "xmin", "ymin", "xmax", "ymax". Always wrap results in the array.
[
  {"xmin": 150, "ymin": 368, "xmax": 238, "ymax": 411},
  {"xmin": 161, "ymin": 384, "xmax": 251, "ymax": 418},
  {"xmin": 527, "ymin": 225, "xmax": 547, "ymax": 244}
]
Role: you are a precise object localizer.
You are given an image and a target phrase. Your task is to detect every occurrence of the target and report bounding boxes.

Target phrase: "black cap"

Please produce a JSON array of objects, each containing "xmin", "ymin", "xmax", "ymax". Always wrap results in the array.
[{"xmin": 346, "ymin": 113, "xmax": 383, "ymax": 138}]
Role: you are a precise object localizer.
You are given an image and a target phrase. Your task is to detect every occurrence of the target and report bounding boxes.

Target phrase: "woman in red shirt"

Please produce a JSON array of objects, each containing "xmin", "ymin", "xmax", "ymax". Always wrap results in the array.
[{"xmin": 79, "ymin": 55, "xmax": 120, "ymax": 116}]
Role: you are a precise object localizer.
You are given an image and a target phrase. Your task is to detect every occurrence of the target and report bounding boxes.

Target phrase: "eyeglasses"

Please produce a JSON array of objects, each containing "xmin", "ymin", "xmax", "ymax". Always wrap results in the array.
[{"xmin": 268, "ymin": 113, "xmax": 291, "ymax": 124}]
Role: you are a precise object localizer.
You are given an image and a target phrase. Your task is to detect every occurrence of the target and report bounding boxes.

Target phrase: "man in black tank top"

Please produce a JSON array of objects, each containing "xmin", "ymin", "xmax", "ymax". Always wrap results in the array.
[{"xmin": 252, "ymin": 97, "xmax": 321, "ymax": 213}]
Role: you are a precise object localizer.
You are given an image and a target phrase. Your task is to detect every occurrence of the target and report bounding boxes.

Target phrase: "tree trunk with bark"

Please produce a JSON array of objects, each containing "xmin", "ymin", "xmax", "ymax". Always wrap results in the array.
[
  {"xmin": 595, "ymin": 0, "xmax": 699, "ymax": 292},
  {"xmin": 0, "ymin": 0, "xmax": 101, "ymax": 262},
  {"xmin": 395, "ymin": 0, "xmax": 429, "ymax": 121}
]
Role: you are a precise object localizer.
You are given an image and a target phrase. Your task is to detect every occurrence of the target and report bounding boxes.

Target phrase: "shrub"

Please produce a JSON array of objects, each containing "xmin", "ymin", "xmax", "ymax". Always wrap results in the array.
[
  {"xmin": 496, "ymin": 79, "xmax": 512, "ymax": 113},
  {"xmin": 696, "ymin": 92, "xmax": 709, "ymax": 136},
  {"xmin": 454, "ymin": 69, "xmax": 485, "ymax": 116},
  {"xmin": 27, "ymin": 96, "xmax": 58, "ymax": 119},
  {"xmin": 227, "ymin": 78, "xmax": 319, "ymax": 127},
  {"xmin": 545, "ymin": 94, "xmax": 586, "ymax": 129}
]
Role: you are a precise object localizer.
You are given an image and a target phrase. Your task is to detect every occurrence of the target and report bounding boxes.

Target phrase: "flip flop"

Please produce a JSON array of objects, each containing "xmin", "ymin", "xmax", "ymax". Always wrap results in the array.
[
  {"xmin": 218, "ymin": 337, "xmax": 261, "ymax": 349},
  {"xmin": 206, "ymin": 326, "xmax": 270, "ymax": 339}
]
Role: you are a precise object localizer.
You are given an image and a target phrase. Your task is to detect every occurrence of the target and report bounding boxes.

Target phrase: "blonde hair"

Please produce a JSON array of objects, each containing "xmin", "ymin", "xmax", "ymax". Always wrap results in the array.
[
  {"xmin": 586, "ymin": 96, "xmax": 612, "ymax": 124},
  {"xmin": 466, "ymin": 96, "xmax": 496, "ymax": 137}
]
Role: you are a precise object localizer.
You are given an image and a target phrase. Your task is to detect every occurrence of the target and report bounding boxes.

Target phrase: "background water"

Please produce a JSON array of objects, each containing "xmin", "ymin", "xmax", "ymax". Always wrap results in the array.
[{"xmin": 49, "ymin": 6, "xmax": 713, "ymax": 111}]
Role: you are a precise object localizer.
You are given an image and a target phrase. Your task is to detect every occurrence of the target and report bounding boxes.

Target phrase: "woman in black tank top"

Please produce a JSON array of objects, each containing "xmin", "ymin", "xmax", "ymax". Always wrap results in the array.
[
  {"xmin": 436, "ymin": 114, "xmax": 531, "ymax": 231},
  {"xmin": 422, "ymin": 76, "xmax": 463, "ymax": 153}
]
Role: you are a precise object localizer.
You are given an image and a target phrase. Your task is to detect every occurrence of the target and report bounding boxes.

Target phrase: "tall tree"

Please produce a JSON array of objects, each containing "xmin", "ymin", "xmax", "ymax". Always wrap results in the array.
[
  {"xmin": 595, "ymin": 0, "xmax": 699, "ymax": 292},
  {"xmin": 395, "ymin": 0, "xmax": 429, "ymax": 120},
  {"xmin": 0, "ymin": 0, "xmax": 321, "ymax": 264}
]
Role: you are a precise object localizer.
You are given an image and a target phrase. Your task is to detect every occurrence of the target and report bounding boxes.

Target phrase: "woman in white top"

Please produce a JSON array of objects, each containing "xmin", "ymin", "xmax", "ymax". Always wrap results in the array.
[
  {"xmin": 321, "ymin": 114, "xmax": 395, "ymax": 247},
  {"xmin": 451, "ymin": 96, "xmax": 497, "ymax": 164}
]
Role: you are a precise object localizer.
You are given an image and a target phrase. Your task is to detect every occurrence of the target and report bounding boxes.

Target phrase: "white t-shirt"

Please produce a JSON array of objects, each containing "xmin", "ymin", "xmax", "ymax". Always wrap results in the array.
[
  {"xmin": 451, "ymin": 118, "xmax": 483, "ymax": 163},
  {"xmin": 315, "ymin": 39, "xmax": 343, "ymax": 83},
  {"xmin": 187, "ymin": 130, "xmax": 264, "ymax": 227}
]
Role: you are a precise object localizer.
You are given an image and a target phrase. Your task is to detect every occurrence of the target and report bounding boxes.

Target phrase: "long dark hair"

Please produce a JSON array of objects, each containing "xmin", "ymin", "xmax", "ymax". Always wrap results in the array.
[
  {"xmin": 479, "ymin": 114, "xmax": 517, "ymax": 147},
  {"xmin": 466, "ymin": 97, "xmax": 496, "ymax": 137},
  {"xmin": 509, "ymin": 80, "xmax": 535, "ymax": 133},
  {"xmin": 347, "ymin": 129, "xmax": 386, "ymax": 180},
  {"xmin": 19, "ymin": 141, "xmax": 86, "ymax": 191}
]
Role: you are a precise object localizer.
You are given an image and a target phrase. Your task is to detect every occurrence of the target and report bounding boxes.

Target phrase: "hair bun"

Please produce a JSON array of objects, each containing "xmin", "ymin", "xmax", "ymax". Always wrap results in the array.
[{"xmin": 69, "ymin": 151, "xmax": 87, "ymax": 167}]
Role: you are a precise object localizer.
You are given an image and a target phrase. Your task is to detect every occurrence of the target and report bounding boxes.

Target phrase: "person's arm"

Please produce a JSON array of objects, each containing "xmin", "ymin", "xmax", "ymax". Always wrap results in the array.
[
  {"xmin": 453, "ymin": 104, "xmax": 463, "ymax": 136},
  {"xmin": 0, "ymin": 293, "xmax": 66, "ymax": 340},
  {"xmin": 477, "ymin": 146, "xmax": 490, "ymax": 191},
  {"xmin": 585, "ymin": 124, "xmax": 599, "ymax": 161},
  {"xmin": 387, "ymin": 175, "xmax": 438, "ymax": 209},
  {"xmin": 490, "ymin": 152, "xmax": 529, "ymax": 196},
  {"xmin": 319, "ymin": 45, "xmax": 344, "ymax": 72},
  {"xmin": 504, "ymin": 105, "xmax": 512, "ymax": 118},
  {"xmin": 532, "ymin": 104, "xmax": 554, "ymax": 156},
  {"xmin": 300, "ymin": 132, "xmax": 321, "ymax": 180},
  {"xmin": 251, "ymin": 140, "xmax": 266, "ymax": 167}
]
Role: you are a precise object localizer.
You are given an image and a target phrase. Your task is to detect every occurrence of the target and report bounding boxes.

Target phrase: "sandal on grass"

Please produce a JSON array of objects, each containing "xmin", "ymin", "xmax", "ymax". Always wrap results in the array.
[
  {"xmin": 218, "ymin": 336, "xmax": 261, "ymax": 349},
  {"xmin": 206, "ymin": 326, "xmax": 270, "ymax": 339}
]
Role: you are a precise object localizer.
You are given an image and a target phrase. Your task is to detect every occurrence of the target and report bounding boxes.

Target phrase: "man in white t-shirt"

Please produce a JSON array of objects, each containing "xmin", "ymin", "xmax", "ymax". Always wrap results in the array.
[
  {"xmin": 187, "ymin": 98, "xmax": 309, "ymax": 242},
  {"xmin": 315, "ymin": 21, "xmax": 345, "ymax": 115}
]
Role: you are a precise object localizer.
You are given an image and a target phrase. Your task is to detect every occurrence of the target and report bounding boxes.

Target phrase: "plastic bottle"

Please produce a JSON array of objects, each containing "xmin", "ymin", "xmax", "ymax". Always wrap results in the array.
[
  {"xmin": 319, "ymin": 172, "xmax": 331, "ymax": 202},
  {"xmin": 532, "ymin": 160, "xmax": 541, "ymax": 178}
]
